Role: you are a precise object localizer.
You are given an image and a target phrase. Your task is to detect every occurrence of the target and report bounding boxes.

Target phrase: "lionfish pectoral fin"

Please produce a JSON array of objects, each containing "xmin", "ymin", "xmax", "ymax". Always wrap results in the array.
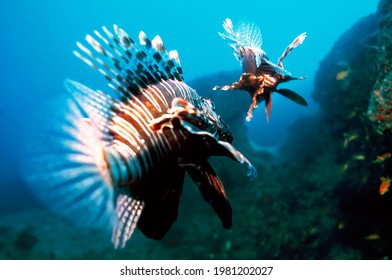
[
  {"xmin": 22, "ymin": 92, "xmax": 116, "ymax": 230},
  {"xmin": 137, "ymin": 168, "xmax": 185, "ymax": 240},
  {"xmin": 246, "ymin": 87, "xmax": 263, "ymax": 122},
  {"xmin": 112, "ymin": 194, "xmax": 144, "ymax": 249},
  {"xmin": 65, "ymin": 80, "xmax": 117, "ymax": 145},
  {"xmin": 213, "ymin": 85, "xmax": 233, "ymax": 91},
  {"xmin": 179, "ymin": 158, "xmax": 232, "ymax": 229},
  {"xmin": 275, "ymin": 88, "xmax": 308, "ymax": 106},
  {"xmin": 216, "ymin": 141, "xmax": 257, "ymax": 180},
  {"xmin": 277, "ymin": 32, "xmax": 307, "ymax": 67},
  {"xmin": 265, "ymin": 93, "xmax": 272, "ymax": 123}
]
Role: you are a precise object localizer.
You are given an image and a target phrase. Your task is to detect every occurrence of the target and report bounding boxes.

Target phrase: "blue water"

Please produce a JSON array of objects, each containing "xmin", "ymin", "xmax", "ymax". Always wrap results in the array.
[{"xmin": 0, "ymin": 0, "xmax": 377, "ymax": 231}]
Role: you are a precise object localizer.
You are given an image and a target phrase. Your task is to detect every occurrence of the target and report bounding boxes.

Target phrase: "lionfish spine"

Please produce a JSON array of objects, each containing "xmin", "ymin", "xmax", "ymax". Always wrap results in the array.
[
  {"xmin": 66, "ymin": 81, "xmax": 151, "ymax": 185},
  {"xmin": 219, "ymin": 18, "xmax": 266, "ymax": 68},
  {"xmin": 112, "ymin": 194, "xmax": 144, "ymax": 248},
  {"xmin": 22, "ymin": 94, "xmax": 116, "ymax": 229}
]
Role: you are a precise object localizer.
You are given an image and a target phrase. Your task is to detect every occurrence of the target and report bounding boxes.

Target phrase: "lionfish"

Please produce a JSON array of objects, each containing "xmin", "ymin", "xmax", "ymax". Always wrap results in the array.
[
  {"xmin": 23, "ymin": 25, "xmax": 256, "ymax": 248},
  {"xmin": 214, "ymin": 18, "xmax": 308, "ymax": 122}
]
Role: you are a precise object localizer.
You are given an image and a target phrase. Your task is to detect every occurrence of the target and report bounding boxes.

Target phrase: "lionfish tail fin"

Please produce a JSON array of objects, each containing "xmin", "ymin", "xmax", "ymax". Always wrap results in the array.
[
  {"xmin": 22, "ymin": 87, "xmax": 116, "ymax": 230},
  {"xmin": 73, "ymin": 25, "xmax": 183, "ymax": 101}
]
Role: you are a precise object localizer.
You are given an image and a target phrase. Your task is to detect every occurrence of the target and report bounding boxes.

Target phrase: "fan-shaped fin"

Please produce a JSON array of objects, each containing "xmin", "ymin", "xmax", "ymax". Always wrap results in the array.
[
  {"xmin": 179, "ymin": 158, "xmax": 232, "ymax": 228},
  {"xmin": 137, "ymin": 167, "xmax": 185, "ymax": 240},
  {"xmin": 73, "ymin": 25, "xmax": 183, "ymax": 101},
  {"xmin": 275, "ymin": 88, "xmax": 308, "ymax": 106},
  {"xmin": 22, "ymin": 96, "xmax": 116, "ymax": 230},
  {"xmin": 277, "ymin": 32, "xmax": 307, "ymax": 68},
  {"xmin": 219, "ymin": 18, "xmax": 267, "ymax": 71},
  {"xmin": 65, "ymin": 79, "xmax": 117, "ymax": 146},
  {"xmin": 112, "ymin": 194, "xmax": 144, "ymax": 248}
]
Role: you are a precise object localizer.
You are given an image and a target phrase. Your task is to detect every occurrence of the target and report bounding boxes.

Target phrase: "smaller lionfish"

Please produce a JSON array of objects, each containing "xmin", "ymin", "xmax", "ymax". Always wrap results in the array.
[{"xmin": 214, "ymin": 18, "xmax": 308, "ymax": 122}]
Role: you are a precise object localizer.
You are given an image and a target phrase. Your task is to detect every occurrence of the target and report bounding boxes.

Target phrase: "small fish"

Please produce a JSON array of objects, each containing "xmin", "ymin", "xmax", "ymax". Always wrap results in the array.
[
  {"xmin": 308, "ymin": 227, "xmax": 319, "ymax": 235},
  {"xmin": 23, "ymin": 25, "xmax": 256, "ymax": 248},
  {"xmin": 365, "ymin": 234, "xmax": 380, "ymax": 240},
  {"xmin": 346, "ymin": 133, "xmax": 358, "ymax": 142},
  {"xmin": 337, "ymin": 222, "xmax": 345, "ymax": 230},
  {"xmin": 352, "ymin": 154, "xmax": 365, "ymax": 160},
  {"xmin": 373, "ymin": 152, "xmax": 391, "ymax": 164},
  {"xmin": 341, "ymin": 163, "xmax": 349, "ymax": 172},
  {"xmin": 379, "ymin": 177, "xmax": 391, "ymax": 195},
  {"xmin": 347, "ymin": 111, "xmax": 358, "ymax": 120},
  {"xmin": 214, "ymin": 18, "xmax": 307, "ymax": 122},
  {"xmin": 336, "ymin": 70, "xmax": 351, "ymax": 80},
  {"xmin": 343, "ymin": 132, "xmax": 358, "ymax": 148},
  {"xmin": 337, "ymin": 60, "xmax": 349, "ymax": 67}
]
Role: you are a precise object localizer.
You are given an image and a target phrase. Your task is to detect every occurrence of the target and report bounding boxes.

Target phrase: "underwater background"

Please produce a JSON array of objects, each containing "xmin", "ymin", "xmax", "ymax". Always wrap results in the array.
[{"xmin": 1, "ymin": 0, "xmax": 391, "ymax": 259}]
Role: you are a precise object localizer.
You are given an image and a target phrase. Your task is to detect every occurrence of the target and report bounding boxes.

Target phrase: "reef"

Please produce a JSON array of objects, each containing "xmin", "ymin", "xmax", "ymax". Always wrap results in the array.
[
  {"xmin": 278, "ymin": 0, "xmax": 392, "ymax": 259},
  {"xmin": 367, "ymin": 0, "xmax": 392, "ymax": 132}
]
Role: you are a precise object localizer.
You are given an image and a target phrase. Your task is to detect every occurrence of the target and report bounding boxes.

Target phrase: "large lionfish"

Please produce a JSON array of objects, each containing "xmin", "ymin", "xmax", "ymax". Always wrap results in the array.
[
  {"xmin": 214, "ymin": 18, "xmax": 308, "ymax": 122},
  {"xmin": 24, "ymin": 25, "xmax": 256, "ymax": 248}
]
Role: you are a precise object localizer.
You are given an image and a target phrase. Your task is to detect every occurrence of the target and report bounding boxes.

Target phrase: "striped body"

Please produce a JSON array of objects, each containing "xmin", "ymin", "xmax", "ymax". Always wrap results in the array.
[
  {"xmin": 106, "ymin": 79, "xmax": 226, "ymax": 239},
  {"xmin": 109, "ymin": 80, "xmax": 199, "ymax": 186}
]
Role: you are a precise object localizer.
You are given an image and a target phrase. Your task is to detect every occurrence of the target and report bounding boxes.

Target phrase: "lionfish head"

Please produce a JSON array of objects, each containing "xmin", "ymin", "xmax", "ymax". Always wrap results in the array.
[{"xmin": 199, "ymin": 98, "xmax": 233, "ymax": 143}]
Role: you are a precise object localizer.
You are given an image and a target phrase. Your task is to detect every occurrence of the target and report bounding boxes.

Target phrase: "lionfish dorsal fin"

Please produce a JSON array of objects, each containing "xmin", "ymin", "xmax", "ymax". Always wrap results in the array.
[
  {"xmin": 73, "ymin": 25, "xmax": 183, "ymax": 101},
  {"xmin": 257, "ymin": 58, "xmax": 293, "ymax": 77},
  {"xmin": 219, "ymin": 18, "xmax": 266, "ymax": 72},
  {"xmin": 112, "ymin": 194, "xmax": 144, "ymax": 249}
]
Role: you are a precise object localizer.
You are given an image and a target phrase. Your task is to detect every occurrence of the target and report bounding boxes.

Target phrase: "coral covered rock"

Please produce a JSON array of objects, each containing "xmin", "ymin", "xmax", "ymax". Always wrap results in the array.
[
  {"xmin": 280, "ymin": 0, "xmax": 392, "ymax": 259},
  {"xmin": 367, "ymin": 0, "xmax": 392, "ymax": 132}
]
